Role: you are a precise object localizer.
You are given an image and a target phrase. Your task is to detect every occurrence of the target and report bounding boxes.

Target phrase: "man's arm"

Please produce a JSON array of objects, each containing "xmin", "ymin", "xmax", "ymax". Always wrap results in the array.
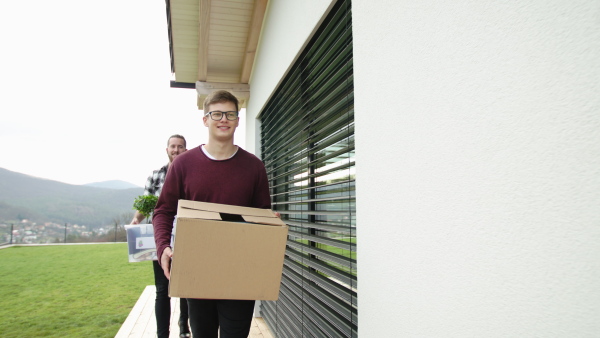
[
  {"xmin": 255, "ymin": 161, "xmax": 272, "ymax": 209},
  {"xmin": 130, "ymin": 211, "xmax": 145, "ymax": 224},
  {"xmin": 153, "ymin": 164, "xmax": 181, "ymax": 278}
]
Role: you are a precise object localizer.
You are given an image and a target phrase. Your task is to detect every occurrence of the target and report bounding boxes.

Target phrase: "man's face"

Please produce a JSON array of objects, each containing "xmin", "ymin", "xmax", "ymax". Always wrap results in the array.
[
  {"xmin": 166, "ymin": 137, "xmax": 187, "ymax": 163},
  {"xmin": 203, "ymin": 101, "xmax": 239, "ymax": 141}
]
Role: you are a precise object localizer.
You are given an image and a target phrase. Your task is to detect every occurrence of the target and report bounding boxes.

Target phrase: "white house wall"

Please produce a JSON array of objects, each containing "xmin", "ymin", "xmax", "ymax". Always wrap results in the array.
[
  {"xmin": 245, "ymin": 0, "xmax": 599, "ymax": 336},
  {"xmin": 244, "ymin": 0, "xmax": 336, "ymax": 155},
  {"xmin": 353, "ymin": 1, "xmax": 600, "ymax": 337}
]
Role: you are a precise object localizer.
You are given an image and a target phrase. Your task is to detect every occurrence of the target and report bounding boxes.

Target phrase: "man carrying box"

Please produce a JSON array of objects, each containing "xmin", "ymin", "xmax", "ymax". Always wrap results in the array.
[
  {"xmin": 131, "ymin": 134, "xmax": 190, "ymax": 338},
  {"xmin": 153, "ymin": 90, "xmax": 272, "ymax": 338}
]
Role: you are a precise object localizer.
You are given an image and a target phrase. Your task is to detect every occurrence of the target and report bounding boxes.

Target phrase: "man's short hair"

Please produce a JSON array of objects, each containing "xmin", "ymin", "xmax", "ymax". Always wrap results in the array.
[
  {"xmin": 168, "ymin": 134, "xmax": 186, "ymax": 147},
  {"xmin": 203, "ymin": 90, "xmax": 239, "ymax": 113}
]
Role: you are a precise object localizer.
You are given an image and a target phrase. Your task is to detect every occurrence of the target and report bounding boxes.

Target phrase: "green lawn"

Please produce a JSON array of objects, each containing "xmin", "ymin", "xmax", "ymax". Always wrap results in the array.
[{"xmin": 0, "ymin": 244, "xmax": 153, "ymax": 337}]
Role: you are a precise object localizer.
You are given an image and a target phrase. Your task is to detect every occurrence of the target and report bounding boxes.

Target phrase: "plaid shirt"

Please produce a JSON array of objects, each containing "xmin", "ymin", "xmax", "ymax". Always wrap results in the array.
[{"xmin": 143, "ymin": 164, "xmax": 169, "ymax": 197}]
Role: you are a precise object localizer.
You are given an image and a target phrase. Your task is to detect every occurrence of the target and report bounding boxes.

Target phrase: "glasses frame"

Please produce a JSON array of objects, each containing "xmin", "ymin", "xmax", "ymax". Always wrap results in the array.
[{"xmin": 205, "ymin": 111, "xmax": 239, "ymax": 121}]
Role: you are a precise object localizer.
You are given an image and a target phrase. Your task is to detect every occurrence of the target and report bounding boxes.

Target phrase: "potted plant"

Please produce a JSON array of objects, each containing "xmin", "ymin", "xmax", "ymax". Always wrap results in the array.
[{"xmin": 132, "ymin": 195, "xmax": 159, "ymax": 223}]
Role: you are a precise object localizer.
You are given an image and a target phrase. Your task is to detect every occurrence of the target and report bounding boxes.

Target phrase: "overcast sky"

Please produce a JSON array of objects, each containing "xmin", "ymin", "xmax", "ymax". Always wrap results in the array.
[{"xmin": 0, "ymin": 0, "xmax": 245, "ymax": 187}]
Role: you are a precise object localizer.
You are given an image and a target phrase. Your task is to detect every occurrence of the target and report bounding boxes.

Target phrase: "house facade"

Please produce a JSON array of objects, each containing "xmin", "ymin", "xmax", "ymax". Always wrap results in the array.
[{"xmin": 166, "ymin": 0, "xmax": 600, "ymax": 336}]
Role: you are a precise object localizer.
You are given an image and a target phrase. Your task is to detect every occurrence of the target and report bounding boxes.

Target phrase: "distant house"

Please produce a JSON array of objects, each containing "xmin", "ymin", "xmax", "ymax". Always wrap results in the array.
[{"xmin": 163, "ymin": 0, "xmax": 600, "ymax": 337}]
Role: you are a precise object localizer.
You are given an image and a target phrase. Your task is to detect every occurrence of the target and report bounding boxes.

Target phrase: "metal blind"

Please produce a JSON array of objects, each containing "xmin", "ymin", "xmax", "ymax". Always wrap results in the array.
[{"xmin": 259, "ymin": 0, "xmax": 356, "ymax": 336}]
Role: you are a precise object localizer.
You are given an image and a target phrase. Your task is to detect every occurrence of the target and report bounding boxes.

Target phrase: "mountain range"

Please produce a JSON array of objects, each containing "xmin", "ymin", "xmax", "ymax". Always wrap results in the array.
[{"xmin": 0, "ymin": 167, "xmax": 144, "ymax": 227}]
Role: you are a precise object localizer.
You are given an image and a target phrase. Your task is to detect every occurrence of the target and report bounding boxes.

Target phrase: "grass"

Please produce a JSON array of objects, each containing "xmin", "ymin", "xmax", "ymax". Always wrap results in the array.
[{"xmin": 0, "ymin": 243, "xmax": 153, "ymax": 337}]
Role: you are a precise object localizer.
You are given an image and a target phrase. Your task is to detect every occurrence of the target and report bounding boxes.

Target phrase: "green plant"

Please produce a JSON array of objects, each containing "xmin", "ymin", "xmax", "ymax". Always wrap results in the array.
[{"xmin": 132, "ymin": 195, "xmax": 159, "ymax": 220}]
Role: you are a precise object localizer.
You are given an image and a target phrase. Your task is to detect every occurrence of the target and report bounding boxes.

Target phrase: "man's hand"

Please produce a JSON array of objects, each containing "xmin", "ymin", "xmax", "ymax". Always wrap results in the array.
[
  {"xmin": 130, "ymin": 211, "xmax": 144, "ymax": 225},
  {"xmin": 161, "ymin": 247, "xmax": 173, "ymax": 280}
]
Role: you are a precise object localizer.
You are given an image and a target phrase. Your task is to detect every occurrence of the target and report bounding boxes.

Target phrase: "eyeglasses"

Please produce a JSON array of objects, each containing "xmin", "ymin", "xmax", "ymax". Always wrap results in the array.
[{"xmin": 205, "ymin": 111, "xmax": 239, "ymax": 121}]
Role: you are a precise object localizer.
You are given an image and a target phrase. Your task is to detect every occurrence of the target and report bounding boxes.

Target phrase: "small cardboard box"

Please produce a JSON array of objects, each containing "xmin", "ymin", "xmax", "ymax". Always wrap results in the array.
[
  {"xmin": 125, "ymin": 224, "xmax": 157, "ymax": 262},
  {"xmin": 169, "ymin": 200, "xmax": 288, "ymax": 301}
]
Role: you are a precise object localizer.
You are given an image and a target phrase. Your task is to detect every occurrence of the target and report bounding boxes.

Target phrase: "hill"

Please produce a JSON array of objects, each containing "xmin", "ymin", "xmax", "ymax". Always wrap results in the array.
[
  {"xmin": 84, "ymin": 180, "xmax": 142, "ymax": 190},
  {"xmin": 0, "ymin": 167, "xmax": 143, "ymax": 227}
]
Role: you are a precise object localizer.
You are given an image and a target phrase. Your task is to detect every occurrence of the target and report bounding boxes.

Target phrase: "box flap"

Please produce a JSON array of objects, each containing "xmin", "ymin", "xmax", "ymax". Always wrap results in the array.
[
  {"xmin": 241, "ymin": 215, "xmax": 283, "ymax": 226},
  {"xmin": 176, "ymin": 207, "xmax": 221, "ymax": 220},
  {"xmin": 177, "ymin": 200, "xmax": 285, "ymax": 226}
]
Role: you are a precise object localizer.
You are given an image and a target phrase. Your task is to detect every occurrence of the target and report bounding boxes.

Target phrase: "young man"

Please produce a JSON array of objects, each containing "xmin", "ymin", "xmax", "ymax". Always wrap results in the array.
[
  {"xmin": 130, "ymin": 134, "xmax": 190, "ymax": 338},
  {"xmin": 153, "ymin": 90, "xmax": 272, "ymax": 338}
]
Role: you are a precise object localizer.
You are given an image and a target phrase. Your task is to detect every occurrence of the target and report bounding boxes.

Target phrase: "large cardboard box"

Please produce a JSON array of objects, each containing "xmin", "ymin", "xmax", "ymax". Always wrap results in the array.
[{"xmin": 169, "ymin": 200, "xmax": 288, "ymax": 300}]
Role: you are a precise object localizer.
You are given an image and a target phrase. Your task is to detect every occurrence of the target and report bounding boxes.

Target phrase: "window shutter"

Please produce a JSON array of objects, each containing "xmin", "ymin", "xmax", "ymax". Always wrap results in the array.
[{"xmin": 259, "ymin": 0, "xmax": 356, "ymax": 336}]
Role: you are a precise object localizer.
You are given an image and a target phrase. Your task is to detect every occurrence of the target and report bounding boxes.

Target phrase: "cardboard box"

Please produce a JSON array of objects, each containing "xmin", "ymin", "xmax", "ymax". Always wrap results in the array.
[
  {"xmin": 169, "ymin": 200, "xmax": 288, "ymax": 301},
  {"xmin": 125, "ymin": 224, "xmax": 157, "ymax": 262}
]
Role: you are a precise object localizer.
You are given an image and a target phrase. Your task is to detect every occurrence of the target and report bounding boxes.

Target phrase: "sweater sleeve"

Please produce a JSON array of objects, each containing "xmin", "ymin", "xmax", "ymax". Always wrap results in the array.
[
  {"xmin": 255, "ymin": 160, "xmax": 272, "ymax": 209},
  {"xmin": 152, "ymin": 164, "xmax": 180, "ymax": 263}
]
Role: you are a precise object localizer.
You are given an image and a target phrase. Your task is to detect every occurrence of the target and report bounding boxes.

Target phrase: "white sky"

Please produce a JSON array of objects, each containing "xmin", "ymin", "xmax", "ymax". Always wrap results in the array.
[{"xmin": 0, "ymin": 0, "xmax": 245, "ymax": 187}]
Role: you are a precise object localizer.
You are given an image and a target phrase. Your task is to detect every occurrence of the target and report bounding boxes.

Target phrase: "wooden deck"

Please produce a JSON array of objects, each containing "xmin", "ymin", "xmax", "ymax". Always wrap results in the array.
[{"xmin": 115, "ymin": 286, "xmax": 273, "ymax": 338}]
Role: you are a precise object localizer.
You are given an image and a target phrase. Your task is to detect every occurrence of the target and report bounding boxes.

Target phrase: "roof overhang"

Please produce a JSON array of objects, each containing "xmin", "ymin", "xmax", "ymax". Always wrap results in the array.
[{"xmin": 166, "ymin": 0, "xmax": 267, "ymax": 109}]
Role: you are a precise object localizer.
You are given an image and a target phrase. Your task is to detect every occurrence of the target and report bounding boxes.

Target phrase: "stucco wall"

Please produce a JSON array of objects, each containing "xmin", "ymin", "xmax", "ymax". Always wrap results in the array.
[
  {"xmin": 244, "ymin": 0, "xmax": 336, "ymax": 155},
  {"xmin": 353, "ymin": 1, "xmax": 600, "ymax": 337}
]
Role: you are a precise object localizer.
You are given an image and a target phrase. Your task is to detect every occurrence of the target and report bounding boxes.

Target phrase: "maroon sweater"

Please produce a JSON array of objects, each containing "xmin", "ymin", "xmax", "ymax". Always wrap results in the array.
[{"xmin": 153, "ymin": 146, "xmax": 271, "ymax": 260}]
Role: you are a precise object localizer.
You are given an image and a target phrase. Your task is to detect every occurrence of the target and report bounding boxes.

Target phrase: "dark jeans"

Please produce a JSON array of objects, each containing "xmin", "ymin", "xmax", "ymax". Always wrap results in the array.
[
  {"xmin": 187, "ymin": 298, "xmax": 255, "ymax": 338},
  {"xmin": 153, "ymin": 260, "xmax": 189, "ymax": 338}
]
